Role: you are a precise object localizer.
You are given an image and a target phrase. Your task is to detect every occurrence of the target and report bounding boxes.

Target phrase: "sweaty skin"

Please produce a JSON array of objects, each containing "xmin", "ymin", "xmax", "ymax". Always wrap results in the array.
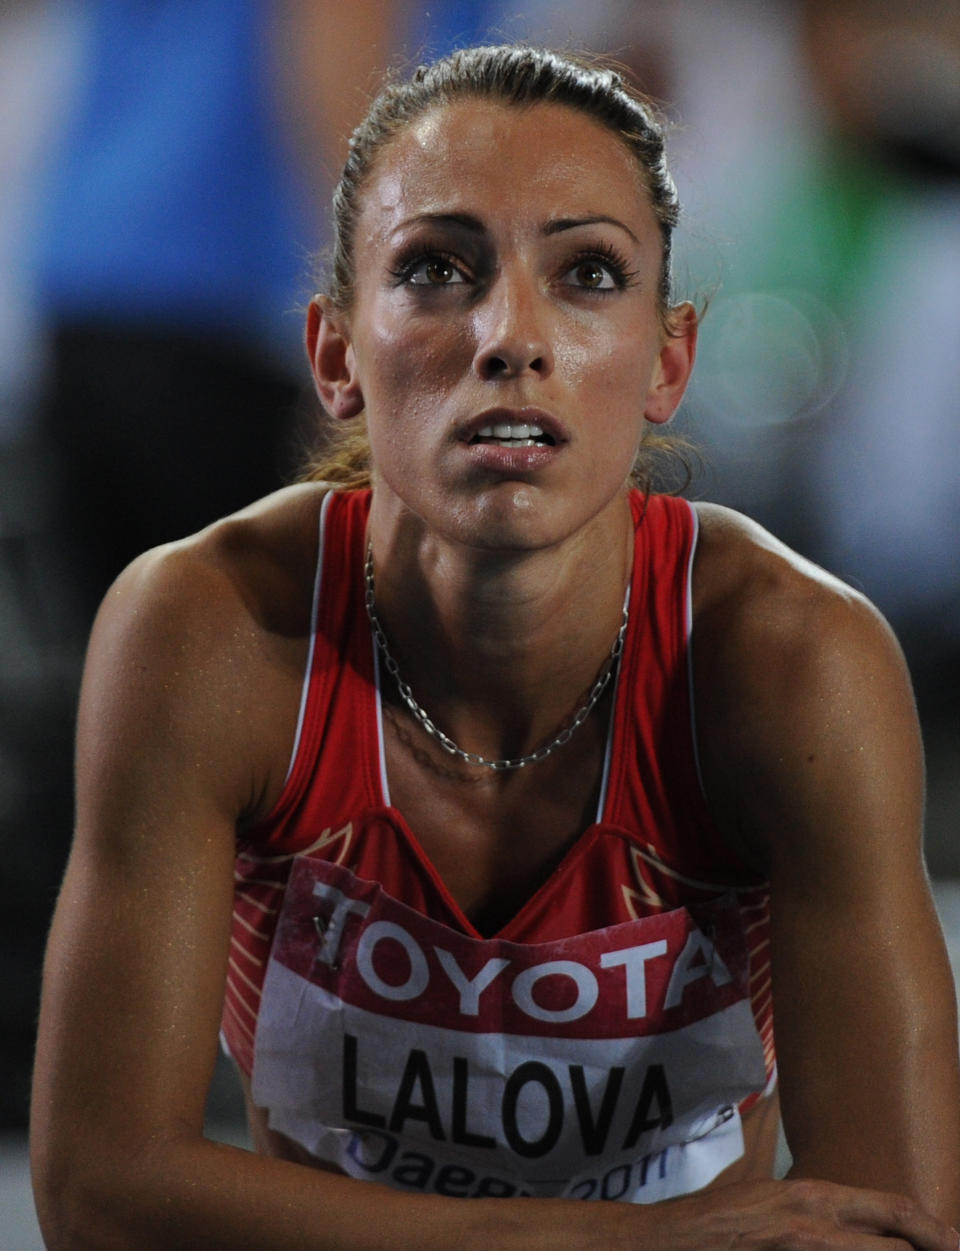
[{"xmin": 31, "ymin": 93, "xmax": 960, "ymax": 1251}]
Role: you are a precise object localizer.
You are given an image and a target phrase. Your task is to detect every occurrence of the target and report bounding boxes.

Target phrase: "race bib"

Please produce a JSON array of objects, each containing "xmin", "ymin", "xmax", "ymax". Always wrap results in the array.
[{"xmin": 251, "ymin": 856, "xmax": 766, "ymax": 1200}]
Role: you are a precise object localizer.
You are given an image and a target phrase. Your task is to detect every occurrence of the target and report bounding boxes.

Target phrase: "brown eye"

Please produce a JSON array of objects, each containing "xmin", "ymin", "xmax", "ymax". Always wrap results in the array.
[
  {"xmin": 425, "ymin": 259, "xmax": 453, "ymax": 284},
  {"xmin": 576, "ymin": 261, "xmax": 608, "ymax": 288},
  {"xmin": 560, "ymin": 253, "xmax": 625, "ymax": 292},
  {"xmin": 561, "ymin": 257, "xmax": 619, "ymax": 290},
  {"xmin": 407, "ymin": 257, "xmax": 465, "ymax": 286}
]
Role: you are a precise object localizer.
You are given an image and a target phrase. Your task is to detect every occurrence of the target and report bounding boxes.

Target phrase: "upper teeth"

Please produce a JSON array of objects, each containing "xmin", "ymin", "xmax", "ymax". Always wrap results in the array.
[{"xmin": 476, "ymin": 422, "xmax": 545, "ymax": 440}]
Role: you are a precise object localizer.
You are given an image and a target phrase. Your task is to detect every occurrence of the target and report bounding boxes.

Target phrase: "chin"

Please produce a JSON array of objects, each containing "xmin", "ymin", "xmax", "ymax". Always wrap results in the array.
[{"xmin": 450, "ymin": 487, "xmax": 592, "ymax": 555}]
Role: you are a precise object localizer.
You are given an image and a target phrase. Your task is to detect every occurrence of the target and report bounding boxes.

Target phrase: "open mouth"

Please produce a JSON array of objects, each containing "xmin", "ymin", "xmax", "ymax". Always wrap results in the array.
[{"xmin": 470, "ymin": 422, "xmax": 557, "ymax": 448}]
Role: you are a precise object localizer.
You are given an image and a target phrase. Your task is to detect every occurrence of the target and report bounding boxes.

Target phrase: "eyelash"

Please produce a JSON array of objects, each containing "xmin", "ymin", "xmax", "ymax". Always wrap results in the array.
[
  {"xmin": 562, "ymin": 243, "xmax": 639, "ymax": 291},
  {"xmin": 389, "ymin": 243, "xmax": 471, "ymax": 287},
  {"xmin": 389, "ymin": 240, "xmax": 639, "ymax": 291}
]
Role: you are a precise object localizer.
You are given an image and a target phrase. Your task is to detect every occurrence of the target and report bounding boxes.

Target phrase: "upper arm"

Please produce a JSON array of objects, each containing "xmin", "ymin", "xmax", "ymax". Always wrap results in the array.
[
  {"xmin": 692, "ymin": 505, "xmax": 960, "ymax": 1219},
  {"xmin": 32, "ymin": 543, "xmax": 277, "ymax": 1208}
]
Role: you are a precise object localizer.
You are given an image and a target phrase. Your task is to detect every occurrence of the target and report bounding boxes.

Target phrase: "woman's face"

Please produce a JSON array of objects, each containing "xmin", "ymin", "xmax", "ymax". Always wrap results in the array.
[{"xmin": 312, "ymin": 99, "xmax": 696, "ymax": 553}]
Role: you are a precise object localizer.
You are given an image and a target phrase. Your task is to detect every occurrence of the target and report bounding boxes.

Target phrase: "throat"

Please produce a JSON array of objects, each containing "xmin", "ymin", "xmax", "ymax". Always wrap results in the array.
[
  {"xmin": 367, "ymin": 545, "xmax": 628, "ymax": 774},
  {"xmin": 377, "ymin": 648, "xmax": 621, "ymax": 779}
]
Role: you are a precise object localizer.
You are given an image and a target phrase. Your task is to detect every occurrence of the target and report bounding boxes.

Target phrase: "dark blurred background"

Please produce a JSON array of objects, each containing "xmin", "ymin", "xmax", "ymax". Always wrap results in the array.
[{"xmin": 2, "ymin": 1, "xmax": 957, "ymax": 1239}]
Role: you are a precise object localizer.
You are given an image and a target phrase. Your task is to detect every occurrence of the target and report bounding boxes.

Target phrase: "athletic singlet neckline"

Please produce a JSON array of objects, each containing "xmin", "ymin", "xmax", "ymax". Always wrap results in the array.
[
  {"xmin": 350, "ymin": 496, "xmax": 660, "ymax": 943},
  {"xmin": 347, "ymin": 805, "xmax": 655, "ymax": 943},
  {"xmin": 256, "ymin": 491, "xmax": 714, "ymax": 944}
]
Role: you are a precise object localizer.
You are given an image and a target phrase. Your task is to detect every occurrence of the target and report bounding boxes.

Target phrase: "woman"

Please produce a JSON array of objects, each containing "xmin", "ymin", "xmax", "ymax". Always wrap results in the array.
[{"xmin": 31, "ymin": 45, "xmax": 960, "ymax": 1250}]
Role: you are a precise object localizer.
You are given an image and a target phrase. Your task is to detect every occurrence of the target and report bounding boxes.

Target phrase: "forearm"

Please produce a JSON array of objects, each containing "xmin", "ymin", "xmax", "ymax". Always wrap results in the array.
[
  {"xmin": 774, "ymin": 908, "xmax": 960, "ymax": 1226},
  {"xmin": 39, "ymin": 1125, "xmax": 960, "ymax": 1251},
  {"xmin": 38, "ymin": 1134, "xmax": 644, "ymax": 1251},
  {"xmin": 783, "ymin": 1051, "xmax": 960, "ymax": 1232}
]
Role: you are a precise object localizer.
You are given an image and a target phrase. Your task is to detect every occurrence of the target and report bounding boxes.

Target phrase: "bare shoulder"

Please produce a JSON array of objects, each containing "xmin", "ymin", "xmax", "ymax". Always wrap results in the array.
[
  {"xmin": 79, "ymin": 483, "xmax": 329, "ymax": 827},
  {"xmin": 689, "ymin": 503, "xmax": 920, "ymax": 869},
  {"xmin": 96, "ymin": 482, "xmax": 326, "ymax": 640},
  {"xmin": 691, "ymin": 500, "xmax": 902, "ymax": 673}
]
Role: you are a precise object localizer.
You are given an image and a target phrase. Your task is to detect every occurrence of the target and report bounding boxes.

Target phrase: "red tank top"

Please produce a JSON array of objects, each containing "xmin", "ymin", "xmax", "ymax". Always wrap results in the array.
[{"xmin": 222, "ymin": 488, "xmax": 774, "ymax": 1202}]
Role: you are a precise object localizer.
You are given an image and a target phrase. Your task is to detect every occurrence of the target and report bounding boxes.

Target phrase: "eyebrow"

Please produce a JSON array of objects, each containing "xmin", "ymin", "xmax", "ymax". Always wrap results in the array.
[
  {"xmin": 544, "ymin": 215, "xmax": 640, "ymax": 245},
  {"xmin": 393, "ymin": 212, "xmax": 640, "ymax": 245},
  {"xmin": 392, "ymin": 212, "xmax": 485, "ymax": 238}
]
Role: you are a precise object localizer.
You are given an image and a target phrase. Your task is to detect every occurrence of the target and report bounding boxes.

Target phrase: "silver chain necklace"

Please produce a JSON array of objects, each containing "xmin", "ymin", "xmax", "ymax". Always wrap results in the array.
[{"xmin": 364, "ymin": 544, "xmax": 629, "ymax": 771}]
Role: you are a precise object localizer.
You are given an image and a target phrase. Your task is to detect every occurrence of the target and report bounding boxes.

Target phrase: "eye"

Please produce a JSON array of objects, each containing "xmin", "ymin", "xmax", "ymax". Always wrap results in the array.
[
  {"xmin": 558, "ymin": 244, "xmax": 639, "ymax": 293},
  {"xmin": 403, "ymin": 255, "xmax": 467, "ymax": 286},
  {"xmin": 561, "ymin": 257, "xmax": 621, "ymax": 291},
  {"xmin": 565, "ymin": 258, "xmax": 618, "ymax": 290}
]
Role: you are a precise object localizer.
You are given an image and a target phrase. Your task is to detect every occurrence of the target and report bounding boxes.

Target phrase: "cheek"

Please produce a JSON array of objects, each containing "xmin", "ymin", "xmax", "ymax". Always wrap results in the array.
[
  {"xmin": 360, "ymin": 326, "xmax": 460, "ymax": 473},
  {"xmin": 362, "ymin": 310, "xmax": 468, "ymax": 409},
  {"xmin": 560, "ymin": 324, "xmax": 653, "ymax": 411},
  {"xmin": 567, "ymin": 329, "xmax": 657, "ymax": 466}
]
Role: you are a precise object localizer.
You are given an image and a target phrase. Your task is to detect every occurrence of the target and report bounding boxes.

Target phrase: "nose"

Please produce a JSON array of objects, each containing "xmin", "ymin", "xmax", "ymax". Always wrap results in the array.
[{"xmin": 472, "ymin": 271, "xmax": 555, "ymax": 382}]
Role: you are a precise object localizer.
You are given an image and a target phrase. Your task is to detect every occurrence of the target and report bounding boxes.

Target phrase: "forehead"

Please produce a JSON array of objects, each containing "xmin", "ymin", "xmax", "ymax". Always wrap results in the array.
[{"xmin": 357, "ymin": 98, "xmax": 654, "ymax": 242}]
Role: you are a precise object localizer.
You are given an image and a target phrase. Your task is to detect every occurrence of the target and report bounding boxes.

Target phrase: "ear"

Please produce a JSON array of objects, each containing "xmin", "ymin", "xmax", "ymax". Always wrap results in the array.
[
  {"xmin": 306, "ymin": 296, "xmax": 365, "ymax": 419},
  {"xmin": 643, "ymin": 302, "xmax": 698, "ymax": 425}
]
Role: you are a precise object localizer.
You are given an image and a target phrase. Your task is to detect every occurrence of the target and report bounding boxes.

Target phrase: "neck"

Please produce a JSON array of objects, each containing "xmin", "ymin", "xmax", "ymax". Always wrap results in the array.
[{"xmin": 365, "ymin": 494, "xmax": 635, "ymax": 763}]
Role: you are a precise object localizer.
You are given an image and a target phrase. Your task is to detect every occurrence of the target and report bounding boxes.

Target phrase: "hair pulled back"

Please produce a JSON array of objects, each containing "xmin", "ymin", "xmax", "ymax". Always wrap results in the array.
[{"xmin": 304, "ymin": 44, "xmax": 690, "ymax": 492}]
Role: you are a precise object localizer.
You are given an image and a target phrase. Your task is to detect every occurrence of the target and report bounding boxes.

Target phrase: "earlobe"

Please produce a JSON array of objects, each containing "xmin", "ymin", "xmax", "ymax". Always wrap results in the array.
[
  {"xmin": 643, "ymin": 302, "xmax": 699, "ymax": 425},
  {"xmin": 306, "ymin": 296, "xmax": 364, "ymax": 420}
]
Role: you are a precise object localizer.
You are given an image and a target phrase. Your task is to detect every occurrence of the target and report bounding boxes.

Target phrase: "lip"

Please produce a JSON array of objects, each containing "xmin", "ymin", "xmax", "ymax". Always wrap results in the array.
[{"xmin": 458, "ymin": 406, "xmax": 569, "ymax": 448}]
